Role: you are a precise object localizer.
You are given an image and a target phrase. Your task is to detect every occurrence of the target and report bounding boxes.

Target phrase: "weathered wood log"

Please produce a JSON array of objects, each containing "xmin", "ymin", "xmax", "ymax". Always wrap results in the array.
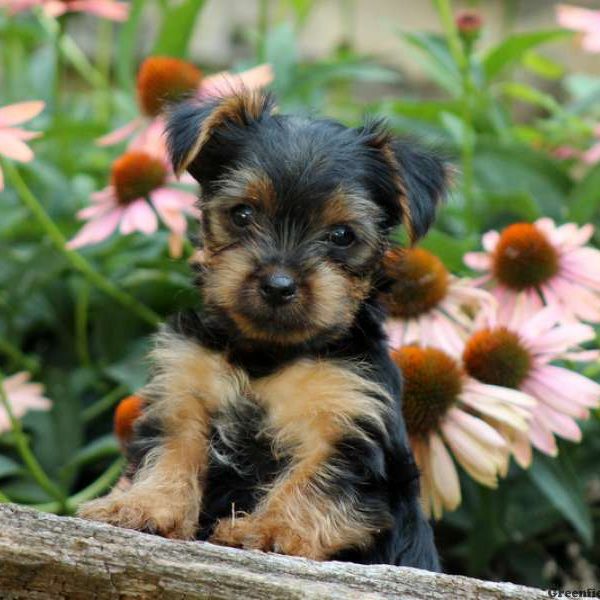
[{"xmin": 0, "ymin": 503, "xmax": 546, "ymax": 599}]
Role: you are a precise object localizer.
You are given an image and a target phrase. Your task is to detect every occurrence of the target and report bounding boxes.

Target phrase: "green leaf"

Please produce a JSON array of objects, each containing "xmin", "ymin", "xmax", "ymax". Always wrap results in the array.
[
  {"xmin": 568, "ymin": 163, "xmax": 600, "ymax": 223},
  {"xmin": 500, "ymin": 82, "xmax": 562, "ymax": 114},
  {"xmin": 419, "ymin": 229, "xmax": 479, "ymax": 273},
  {"xmin": 383, "ymin": 99, "xmax": 461, "ymax": 124},
  {"xmin": 483, "ymin": 30, "xmax": 572, "ymax": 80},
  {"xmin": 152, "ymin": 0, "xmax": 207, "ymax": 58},
  {"xmin": 0, "ymin": 455, "xmax": 22, "ymax": 479},
  {"xmin": 528, "ymin": 452, "xmax": 594, "ymax": 547},
  {"xmin": 398, "ymin": 32, "xmax": 461, "ymax": 95},
  {"xmin": 523, "ymin": 51, "xmax": 564, "ymax": 80},
  {"xmin": 63, "ymin": 435, "xmax": 120, "ymax": 473},
  {"xmin": 473, "ymin": 141, "xmax": 572, "ymax": 219},
  {"xmin": 264, "ymin": 22, "xmax": 299, "ymax": 99},
  {"xmin": 483, "ymin": 193, "xmax": 542, "ymax": 225}
]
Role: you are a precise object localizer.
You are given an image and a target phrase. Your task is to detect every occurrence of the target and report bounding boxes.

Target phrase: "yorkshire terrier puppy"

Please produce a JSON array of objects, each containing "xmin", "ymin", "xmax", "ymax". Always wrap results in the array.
[{"xmin": 79, "ymin": 91, "xmax": 447, "ymax": 569}]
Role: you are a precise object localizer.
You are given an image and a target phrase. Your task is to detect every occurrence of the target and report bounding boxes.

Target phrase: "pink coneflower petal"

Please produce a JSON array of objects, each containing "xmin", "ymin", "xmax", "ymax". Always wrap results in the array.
[
  {"xmin": 0, "ymin": 131, "xmax": 35, "ymax": 162},
  {"xmin": 561, "ymin": 248, "xmax": 600, "ymax": 289},
  {"xmin": 76, "ymin": 200, "xmax": 116, "ymax": 220},
  {"xmin": 552, "ymin": 276, "xmax": 600, "ymax": 322},
  {"xmin": 199, "ymin": 64, "xmax": 274, "ymax": 98},
  {"xmin": 522, "ymin": 373, "xmax": 590, "ymax": 418},
  {"xmin": 556, "ymin": 4, "xmax": 600, "ymax": 33},
  {"xmin": 67, "ymin": 206, "xmax": 123, "ymax": 249},
  {"xmin": 447, "ymin": 407, "xmax": 507, "ymax": 448},
  {"xmin": 429, "ymin": 433, "xmax": 461, "ymax": 511},
  {"xmin": 150, "ymin": 187, "xmax": 198, "ymax": 233},
  {"xmin": 0, "ymin": 100, "xmax": 44, "ymax": 127},
  {"xmin": 510, "ymin": 430, "xmax": 533, "ymax": 468},
  {"xmin": 1, "ymin": 371, "xmax": 52, "ymax": 432},
  {"xmin": 120, "ymin": 199, "xmax": 158, "ymax": 235},
  {"xmin": 464, "ymin": 251, "xmax": 491, "ymax": 271},
  {"xmin": 482, "ymin": 230, "xmax": 500, "ymax": 252},
  {"xmin": 525, "ymin": 322, "xmax": 595, "ymax": 357},
  {"xmin": 96, "ymin": 118, "xmax": 143, "ymax": 147},
  {"xmin": 68, "ymin": 0, "xmax": 129, "ymax": 21},
  {"xmin": 535, "ymin": 404, "xmax": 582, "ymax": 442},
  {"xmin": 441, "ymin": 418, "xmax": 500, "ymax": 487},
  {"xmin": 384, "ymin": 320, "xmax": 405, "ymax": 349},
  {"xmin": 531, "ymin": 365, "xmax": 600, "ymax": 408},
  {"xmin": 529, "ymin": 418, "xmax": 558, "ymax": 456}
]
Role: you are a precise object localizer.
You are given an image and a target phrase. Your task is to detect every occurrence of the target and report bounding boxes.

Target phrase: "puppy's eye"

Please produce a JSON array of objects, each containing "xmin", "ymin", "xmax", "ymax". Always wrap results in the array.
[
  {"xmin": 328, "ymin": 225, "xmax": 356, "ymax": 248},
  {"xmin": 231, "ymin": 204, "xmax": 255, "ymax": 228}
]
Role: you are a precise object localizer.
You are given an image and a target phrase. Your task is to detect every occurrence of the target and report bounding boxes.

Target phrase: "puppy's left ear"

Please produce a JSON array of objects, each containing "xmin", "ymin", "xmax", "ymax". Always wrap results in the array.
[
  {"xmin": 166, "ymin": 91, "xmax": 276, "ymax": 186},
  {"xmin": 361, "ymin": 121, "xmax": 449, "ymax": 243}
]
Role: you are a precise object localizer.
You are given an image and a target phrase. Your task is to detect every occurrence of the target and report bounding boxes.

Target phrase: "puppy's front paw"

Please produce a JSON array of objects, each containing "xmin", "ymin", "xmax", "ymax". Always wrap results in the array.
[
  {"xmin": 209, "ymin": 514, "xmax": 326, "ymax": 560},
  {"xmin": 78, "ymin": 491, "xmax": 199, "ymax": 540}
]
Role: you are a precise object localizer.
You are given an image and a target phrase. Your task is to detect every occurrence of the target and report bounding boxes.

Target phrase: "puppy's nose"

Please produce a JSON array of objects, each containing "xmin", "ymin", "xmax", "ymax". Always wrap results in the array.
[{"xmin": 260, "ymin": 272, "xmax": 297, "ymax": 305}]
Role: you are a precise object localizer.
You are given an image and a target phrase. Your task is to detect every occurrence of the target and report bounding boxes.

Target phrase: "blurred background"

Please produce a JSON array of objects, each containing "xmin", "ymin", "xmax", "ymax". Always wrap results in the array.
[{"xmin": 0, "ymin": 0, "xmax": 599, "ymax": 591}]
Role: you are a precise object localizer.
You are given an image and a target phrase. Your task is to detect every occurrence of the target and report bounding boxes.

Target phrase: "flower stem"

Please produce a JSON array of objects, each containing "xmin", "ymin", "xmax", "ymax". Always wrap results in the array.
[
  {"xmin": 82, "ymin": 384, "xmax": 128, "ymax": 424},
  {"xmin": 33, "ymin": 457, "xmax": 125, "ymax": 514},
  {"xmin": 74, "ymin": 282, "xmax": 91, "ymax": 368},
  {"xmin": 0, "ymin": 370, "xmax": 67, "ymax": 509},
  {"xmin": 66, "ymin": 457, "xmax": 125, "ymax": 510},
  {"xmin": 35, "ymin": 9, "xmax": 107, "ymax": 89},
  {"xmin": 0, "ymin": 338, "xmax": 38, "ymax": 374},
  {"xmin": 3, "ymin": 162, "xmax": 161, "ymax": 327},
  {"xmin": 433, "ymin": 0, "xmax": 477, "ymax": 226}
]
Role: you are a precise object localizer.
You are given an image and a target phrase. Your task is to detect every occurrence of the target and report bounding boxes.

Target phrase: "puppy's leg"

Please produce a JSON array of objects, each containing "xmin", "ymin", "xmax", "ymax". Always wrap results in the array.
[
  {"xmin": 210, "ymin": 360, "xmax": 393, "ymax": 559},
  {"xmin": 79, "ymin": 330, "xmax": 247, "ymax": 539}
]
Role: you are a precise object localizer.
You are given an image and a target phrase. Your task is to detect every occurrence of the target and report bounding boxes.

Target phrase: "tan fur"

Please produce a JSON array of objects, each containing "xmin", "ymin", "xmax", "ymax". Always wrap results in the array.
[
  {"xmin": 203, "ymin": 245, "xmax": 365, "ymax": 345},
  {"xmin": 79, "ymin": 331, "xmax": 248, "ymax": 539},
  {"xmin": 210, "ymin": 360, "xmax": 393, "ymax": 558},
  {"xmin": 176, "ymin": 92, "xmax": 274, "ymax": 176}
]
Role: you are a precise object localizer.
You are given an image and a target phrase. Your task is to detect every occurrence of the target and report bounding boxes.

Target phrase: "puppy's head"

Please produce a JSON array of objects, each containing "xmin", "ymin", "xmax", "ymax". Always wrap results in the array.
[{"xmin": 168, "ymin": 91, "xmax": 447, "ymax": 345}]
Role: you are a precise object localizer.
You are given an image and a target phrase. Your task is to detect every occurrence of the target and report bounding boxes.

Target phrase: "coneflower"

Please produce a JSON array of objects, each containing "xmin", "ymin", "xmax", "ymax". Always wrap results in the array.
[
  {"xmin": 67, "ymin": 148, "xmax": 199, "ymax": 256},
  {"xmin": 462, "ymin": 305, "xmax": 600, "ymax": 464},
  {"xmin": 391, "ymin": 345, "xmax": 535, "ymax": 518},
  {"xmin": 382, "ymin": 247, "xmax": 494, "ymax": 355},
  {"xmin": 465, "ymin": 219, "xmax": 600, "ymax": 323}
]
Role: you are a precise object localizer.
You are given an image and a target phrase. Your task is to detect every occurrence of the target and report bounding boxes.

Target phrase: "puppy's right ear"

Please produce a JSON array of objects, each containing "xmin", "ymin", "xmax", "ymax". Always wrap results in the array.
[{"xmin": 166, "ymin": 91, "xmax": 276, "ymax": 187}]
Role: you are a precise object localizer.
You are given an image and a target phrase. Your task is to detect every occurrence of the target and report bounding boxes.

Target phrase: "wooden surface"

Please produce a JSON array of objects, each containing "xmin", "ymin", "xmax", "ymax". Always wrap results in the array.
[{"xmin": 0, "ymin": 503, "xmax": 546, "ymax": 599}]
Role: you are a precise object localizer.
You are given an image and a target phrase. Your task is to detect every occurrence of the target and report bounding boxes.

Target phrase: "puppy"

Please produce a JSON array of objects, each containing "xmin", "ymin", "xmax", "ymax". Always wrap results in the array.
[{"xmin": 79, "ymin": 91, "xmax": 447, "ymax": 569}]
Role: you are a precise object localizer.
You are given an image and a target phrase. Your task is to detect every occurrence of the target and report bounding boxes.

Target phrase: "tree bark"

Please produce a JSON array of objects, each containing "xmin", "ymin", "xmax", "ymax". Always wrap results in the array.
[{"xmin": 0, "ymin": 503, "xmax": 546, "ymax": 599}]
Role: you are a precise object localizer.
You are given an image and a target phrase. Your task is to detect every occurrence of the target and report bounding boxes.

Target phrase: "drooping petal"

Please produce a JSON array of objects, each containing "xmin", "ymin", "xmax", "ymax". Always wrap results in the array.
[
  {"xmin": 441, "ymin": 418, "xmax": 500, "ymax": 488},
  {"xmin": 464, "ymin": 251, "xmax": 491, "ymax": 271},
  {"xmin": 525, "ymin": 322, "xmax": 595, "ymax": 357},
  {"xmin": 96, "ymin": 118, "xmax": 143, "ymax": 147},
  {"xmin": 534, "ymin": 404, "xmax": 582, "ymax": 442},
  {"xmin": 199, "ymin": 64, "xmax": 274, "ymax": 98},
  {"xmin": 482, "ymin": 230, "xmax": 500, "ymax": 252},
  {"xmin": 150, "ymin": 187, "xmax": 197, "ymax": 234},
  {"xmin": 0, "ymin": 131, "xmax": 35, "ymax": 162},
  {"xmin": 429, "ymin": 432, "xmax": 461, "ymax": 512},
  {"xmin": 528, "ymin": 418, "xmax": 558, "ymax": 457},
  {"xmin": 529, "ymin": 365, "xmax": 600, "ymax": 409},
  {"xmin": 119, "ymin": 199, "xmax": 158, "ymax": 235},
  {"xmin": 447, "ymin": 407, "xmax": 506, "ymax": 448},
  {"xmin": 67, "ymin": 207, "xmax": 123, "ymax": 249},
  {"xmin": 0, "ymin": 101, "xmax": 44, "ymax": 127}
]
